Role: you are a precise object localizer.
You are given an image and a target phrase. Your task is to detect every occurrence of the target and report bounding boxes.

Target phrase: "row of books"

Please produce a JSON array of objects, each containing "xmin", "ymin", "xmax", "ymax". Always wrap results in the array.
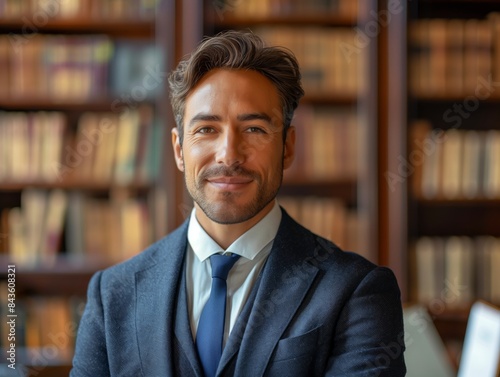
[
  {"xmin": 410, "ymin": 236, "xmax": 500, "ymax": 307},
  {"xmin": 278, "ymin": 196, "xmax": 369, "ymax": 260},
  {"xmin": 213, "ymin": 0, "xmax": 359, "ymax": 18},
  {"xmin": 2, "ymin": 189, "xmax": 67, "ymax": 265},
  {"xmin": 286, "ymin": 107, "xmax": 360, "ymax": 181},
  {"xmin": 0, "ymin": 189, "xmax": 155, "ymax": 265},
  {"xmin": 410, "ymin": 121, "xmax": 500, "ymax": 199},
  {"xmin": 0, "ymin": 35, "xmax": 163, "ymax": 100},
  {"xmin": 67, "ymin": 108, "xmax": 163, "ymax": 185},
  {"xmin": 255, "ymin": 27, "xmax": 366, "ymax": 96},
  {"xmin": 64, "ymin": 192, "xmax": 154, "ymax": 263},
  {"xmin": 0, "ymin": 0, "xmax": 157, "ymax": 20},
  {"xmin": 0, "ymin": 108, "xmax": 163, "ymax": 185},
  {"xmin": 409, "ymin": 14, "xmax": 500, "ymax": 97},
  {"xmin": 0, "ymin": 291, "xmax": 85, "ymax": 359},
  {"xmin": 0, "ymin": 111, "xmax": 64, "ymax": 182}
]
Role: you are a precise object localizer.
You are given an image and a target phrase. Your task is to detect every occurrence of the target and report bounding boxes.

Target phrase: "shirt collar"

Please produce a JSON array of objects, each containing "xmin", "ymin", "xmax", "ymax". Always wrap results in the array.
[{"xmin": 187, "ymin": 200, "xmax": 282, "ymax": 262}]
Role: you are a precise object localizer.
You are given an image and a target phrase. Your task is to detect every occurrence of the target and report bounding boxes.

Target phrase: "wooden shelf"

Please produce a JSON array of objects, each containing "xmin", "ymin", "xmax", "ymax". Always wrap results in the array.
[
  {"xmin": 411, "ymin": 94, "xmax": 500, "ymax": 103},
  {"xmin": 0, "ymin": 180, "xmax": 154, "ymax": 192},
  {"xmin": 300, "ymin": 93, "xmax": 358, "ymax": 106},
  {"xmin": 414, "ymin": 198, "xmax": 500, "ymax": 237},
  {"xmin": 280, "ymin": 178, "xmax": 357, "ymax": 203},
  {"xmin": 415, "ymin": 197, "xmax": 500, "ymax": 205},
  {"xmin": 410, "ymin": 0, "xmax": 500, "ymax": 19},
  {"xmin": 0, "ymin": 97, "xmax": 156, "ymax": 111},
  {"xmin": 0, "ymin": 257, "xmax": 110, "ymax": 296},
  {"xmin": 206, "ymin": 13, "xmax": 358, "ymax": 28},
  {"xmin": 25, "ymin": 365, "xmax": 71, "ymax": 377},
  {"xmin": 418, "ymin": 0, "xmax": 500, "ymax": 3},
  {"xmin": 0, "ymin": 18, "xmax": 155, "ymax": 38}
]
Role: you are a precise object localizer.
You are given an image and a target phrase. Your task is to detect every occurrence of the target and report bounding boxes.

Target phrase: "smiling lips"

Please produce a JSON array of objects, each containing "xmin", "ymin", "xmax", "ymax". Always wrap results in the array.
[{"xmin": 207, "ymin": 176, "xmax": 253, "ymax": 190}]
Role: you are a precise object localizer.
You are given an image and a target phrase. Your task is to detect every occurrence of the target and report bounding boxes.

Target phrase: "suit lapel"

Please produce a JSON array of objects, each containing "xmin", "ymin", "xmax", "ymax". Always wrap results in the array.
[
  {"xmin": 219, "ymin": 211, "xmax": 320, "ymax": 376},
  {"xmin": 135, "ymin": 221, "xmax": 190, "ymax": 377},
  {"xmin": 174, "ymin": 261, "xmax": 204, "ymax": 376},
  {"xmin": 217, "ymin": 270, "xmax": 263, "ymax": 372}
]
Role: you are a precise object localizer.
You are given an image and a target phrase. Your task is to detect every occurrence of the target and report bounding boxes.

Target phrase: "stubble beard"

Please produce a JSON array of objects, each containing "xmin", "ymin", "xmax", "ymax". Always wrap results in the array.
[{"xmin": 185, "ymin": 163, "xmax": 283, "ymax": 225}]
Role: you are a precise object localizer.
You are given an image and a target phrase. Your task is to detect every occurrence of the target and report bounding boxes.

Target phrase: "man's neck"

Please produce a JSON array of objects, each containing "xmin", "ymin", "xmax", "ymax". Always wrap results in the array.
[{"xmin": 194, "ymin": 201, "xmax": 275, "ymax": 250}]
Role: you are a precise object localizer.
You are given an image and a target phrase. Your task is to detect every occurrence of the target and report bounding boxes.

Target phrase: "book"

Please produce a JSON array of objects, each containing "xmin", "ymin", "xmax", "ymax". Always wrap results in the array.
[
  {"xmin": 109, "ymin": 40, "xmax": 164, "ymax": 99},
  {"xmin": 489, "ymin": 13, "xmax": 500, "ymax": 85},
  {"xmin": 413, "ymin": 124, "xmax": 500, "ymax": 199},
  {"xmin": 440, "ymin": 129, "xmax": 463, "ymax": 199},
  {"xmin": 444, "ymin": 236, "xmax": 474, "ymax": 307},
  {"xmin": 410, "ymin": 16, "xmax": 497, "ymax": 97},
  {"xmin": 483, "ymin": 130, "xmax": 500, "ymax": 198},
  {"xmin": 278, "ymin": 195, "xmax": 354, "ymax": 249},
  {"xmin": 68, "ymin": 109, "xmax": 159, "ymax": 185},
  {"xmin": 285, "ymin": 106, "xmax": 359, "ymax": 181},
  {"xmin": 446, "ymin": 19, "xmax": 464, "ymax": 94},
  {"xmin": 114, "ymin": 110, "xmax": 140, "ymax": 184},
  {"xmin": 91, "ymin": 114, "xmax": 118, "ymax": 183},
  {"xmin": 40, "ymin": 189, "xmax": 68, "ymax": 264},
  {"xmin": 213, "ymin": 0, "xmax": 359, "ymax": 18},
  {"xmin": 7, "ymin": 207, "xmax": 28, "ymax": 265},
  {"xmin": 413, "ymin": 236, "xmax": 500, "ymax": 306},
  {"xmin": 415, "ymin": 237, "xmax": 440, "ymax": 303},
  {"xmin": 255, "ymin": 27, "xmax": 364, "ymax": 96},
  {"xmin": 409, "ymin": 120, "xmax": 432, "ymax": 196},
  {"xmin": 461, "ymin": 130, "xmax": 482, "ymax": 198},
  {"xmin": 420, "ymin": 129, "xmax": 443, "ymax": 199},
  {"xmin": 429, "ymin": 19, "xmax": 447, "ymax": 95},
  {"xmin": 22, "ymin": 189, "xmax": 48, "ymax": 263},
  {"xmin": 0, "ymin": 111, "xmax": 67, "ymax": 183}
]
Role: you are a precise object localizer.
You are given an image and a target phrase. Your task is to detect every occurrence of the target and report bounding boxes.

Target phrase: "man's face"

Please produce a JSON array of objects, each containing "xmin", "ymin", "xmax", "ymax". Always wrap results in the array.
[{"xmin": 172, "ymin": 68, "xmax": 295, "ymax": 224}]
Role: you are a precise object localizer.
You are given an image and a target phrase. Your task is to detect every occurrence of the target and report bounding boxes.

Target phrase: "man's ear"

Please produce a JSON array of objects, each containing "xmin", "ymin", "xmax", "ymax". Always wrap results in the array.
[
  {"xmin": 171, "ymin": 127, "xmax": 184, "ymax": 172},
  {"xmin": 283, "ymin": 125, "xmax": 296, "ymax": 170}
]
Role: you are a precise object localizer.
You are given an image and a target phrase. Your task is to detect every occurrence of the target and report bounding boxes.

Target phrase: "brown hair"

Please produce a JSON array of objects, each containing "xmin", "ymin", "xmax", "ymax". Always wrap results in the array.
[{"xmin": 168, "ymin": 30, "xmax": 304, "ymax": 144}]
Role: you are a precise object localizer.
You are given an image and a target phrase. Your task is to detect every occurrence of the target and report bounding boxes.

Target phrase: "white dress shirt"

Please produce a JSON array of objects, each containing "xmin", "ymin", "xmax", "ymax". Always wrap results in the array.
[{"xmin": 186, "ymin": 200, "xmax": 282, "ymax": 344}]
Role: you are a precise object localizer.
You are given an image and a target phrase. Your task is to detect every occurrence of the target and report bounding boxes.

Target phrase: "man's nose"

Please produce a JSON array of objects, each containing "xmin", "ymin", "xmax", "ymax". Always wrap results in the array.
[{"xmin": 215, "ymin": 129, "xmax": 245, "ymax": 166}]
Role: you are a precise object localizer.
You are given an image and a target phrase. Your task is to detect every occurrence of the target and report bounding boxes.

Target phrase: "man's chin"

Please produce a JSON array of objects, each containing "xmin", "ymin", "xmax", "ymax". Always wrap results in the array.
[
  {"xmin": 194, "ymin": 199, "xmax": 258, "ymax": 225},
  {"xmin": 202, "ymin": 206, "xmax": 255, "ymax": 225}
]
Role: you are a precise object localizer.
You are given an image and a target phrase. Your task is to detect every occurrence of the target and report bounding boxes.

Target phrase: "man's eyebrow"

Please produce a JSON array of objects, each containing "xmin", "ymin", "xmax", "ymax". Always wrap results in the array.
[
  {"xmin": 237, "ymin": 113, "xmax": 273, "ymax": 124},
  {"xmin": 188, "ymin": 113, "xmax": 222, "ymax": 128}
]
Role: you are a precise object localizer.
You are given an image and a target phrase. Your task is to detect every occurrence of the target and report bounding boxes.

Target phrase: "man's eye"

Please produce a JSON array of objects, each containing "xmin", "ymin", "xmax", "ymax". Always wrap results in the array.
[
  {"xmin": 197, "ymin": 127, "xmax": 215, "ymax": 134},
  {"xmin": 246, "ymin": 127, "xmax": 265, "ymax": 133}
]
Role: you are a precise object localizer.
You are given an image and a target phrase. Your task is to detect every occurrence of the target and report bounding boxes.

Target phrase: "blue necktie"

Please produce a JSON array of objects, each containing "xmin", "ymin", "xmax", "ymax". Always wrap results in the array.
[{"xmin": 196, "ymin": 253, "xmax": 240, "ymax": 377}]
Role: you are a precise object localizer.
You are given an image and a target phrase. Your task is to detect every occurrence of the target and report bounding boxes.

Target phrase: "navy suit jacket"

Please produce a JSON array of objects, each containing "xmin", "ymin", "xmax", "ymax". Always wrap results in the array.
[{"xmin": 71, "ymin": 209, "xmax": 406, "ymax": 376}]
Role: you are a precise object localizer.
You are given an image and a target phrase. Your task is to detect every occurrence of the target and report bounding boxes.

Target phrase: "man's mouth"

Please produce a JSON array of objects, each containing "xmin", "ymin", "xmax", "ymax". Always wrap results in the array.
[{"xmin": 206, "ymin": 176, "xmax": 253, "ymax": 190}]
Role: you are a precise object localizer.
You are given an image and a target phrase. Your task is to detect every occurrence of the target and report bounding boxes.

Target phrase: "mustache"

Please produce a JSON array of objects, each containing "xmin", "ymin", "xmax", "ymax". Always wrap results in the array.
[{"xmin": 198, "ymin": 165, "xmax": 259, "ymax": 181}]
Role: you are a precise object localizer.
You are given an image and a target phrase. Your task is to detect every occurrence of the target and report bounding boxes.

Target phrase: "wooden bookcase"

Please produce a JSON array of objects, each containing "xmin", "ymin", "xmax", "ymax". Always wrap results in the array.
[
  {"xmin": 382, "ymin": 0, "xmax": 500, "ymax": 369},
  {"xmin": 196, "ymin": 0, "xmax": 380, "ymax": 263},
  {"xmin": 0, "ymin": 0, "xmax": 178, "ymax": 375},
  {"xmin": 2, "ymin": 0, "xmax": 498, "ymax": 374}
]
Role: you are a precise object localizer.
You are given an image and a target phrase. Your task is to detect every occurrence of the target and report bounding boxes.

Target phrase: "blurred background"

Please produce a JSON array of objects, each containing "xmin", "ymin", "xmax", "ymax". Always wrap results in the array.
[{"xmin": 0, "ymin": 0, "xmax": 499, "ymax": 375}]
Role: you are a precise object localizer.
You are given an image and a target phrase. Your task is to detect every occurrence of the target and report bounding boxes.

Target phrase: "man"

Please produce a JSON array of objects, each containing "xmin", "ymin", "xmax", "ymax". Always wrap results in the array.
[{"xmin": 71, "ymin": 31, "xmax": 406, "ymax": 376}]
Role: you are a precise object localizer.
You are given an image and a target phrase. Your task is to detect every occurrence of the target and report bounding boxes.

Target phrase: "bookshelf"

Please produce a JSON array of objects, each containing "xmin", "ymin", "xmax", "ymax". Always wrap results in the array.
[
  {"xmin": 197, "ymin": 0, "xmax": 379, "ymax": 262},
  {"xmin": 401, "ymin": 0, "xmax": 500, "ymax": 368},
  {"xmin": 0, "ymin": 0, "xmax": 177, "ymax": 374},
  {"xmin": 3, "ymin": 0, "xmax": 497, "ymax": 374}
]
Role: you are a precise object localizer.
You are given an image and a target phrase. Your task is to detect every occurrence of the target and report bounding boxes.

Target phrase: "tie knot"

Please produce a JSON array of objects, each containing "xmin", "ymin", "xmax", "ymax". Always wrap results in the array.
[{"xmin": 210, "ymin": 254, "xmax": 240, "ymax": 280}]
